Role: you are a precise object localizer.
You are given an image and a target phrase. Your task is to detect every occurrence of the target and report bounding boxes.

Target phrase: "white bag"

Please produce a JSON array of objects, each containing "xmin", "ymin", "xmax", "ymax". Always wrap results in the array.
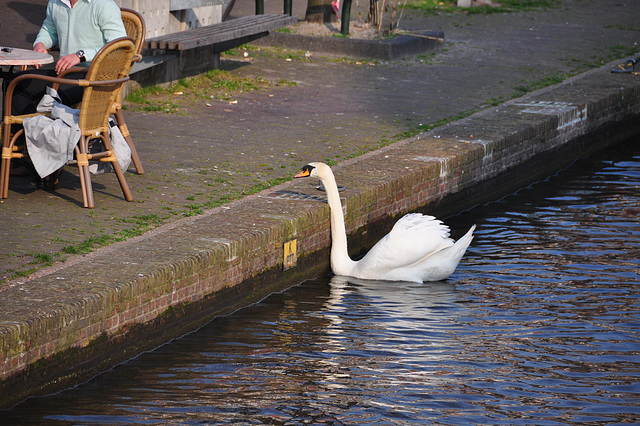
[{"xmin": 88, "ymin": 119, "xmax": 132, "ymax": 174}]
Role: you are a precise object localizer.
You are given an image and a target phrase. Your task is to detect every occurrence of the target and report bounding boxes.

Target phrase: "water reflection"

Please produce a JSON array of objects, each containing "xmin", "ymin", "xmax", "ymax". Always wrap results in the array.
[{"xmin": 1, "ymin": 141, "xmax": 639, "ymax": 424}]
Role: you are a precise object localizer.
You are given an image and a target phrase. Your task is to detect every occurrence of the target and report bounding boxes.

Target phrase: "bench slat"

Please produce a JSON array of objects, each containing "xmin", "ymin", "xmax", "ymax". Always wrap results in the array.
[
  {"xmin": 146, "ymin": 15, "xmax": 297, "ymax": 50},
  {"xmin": 166, "ymin": 21, "xmax": 277, "ymax": 46},
  {"xmin": 155, "ymin": 15, "xmax": 290, "ymax": 43},
  {"xmin": 170, "ymin": 0, "xmax": 230, "ymax": 10}
]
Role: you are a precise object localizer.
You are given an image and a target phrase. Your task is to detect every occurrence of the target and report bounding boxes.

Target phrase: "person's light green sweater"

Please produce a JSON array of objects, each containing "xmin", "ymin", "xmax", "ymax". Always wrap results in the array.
[{"xmin": 34, "ymin": 0, "xmax": 126, "ymax": 65}]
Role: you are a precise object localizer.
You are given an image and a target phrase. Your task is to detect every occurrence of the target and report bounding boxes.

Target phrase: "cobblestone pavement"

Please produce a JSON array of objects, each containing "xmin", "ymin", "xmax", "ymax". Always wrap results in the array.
[{"xmin": 0, "ymin": 0, "xmax": 638, "ymax": 281}]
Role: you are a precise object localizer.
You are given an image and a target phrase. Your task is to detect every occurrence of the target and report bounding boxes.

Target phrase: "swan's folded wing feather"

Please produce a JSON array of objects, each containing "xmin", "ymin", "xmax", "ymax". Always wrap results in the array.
[{"xmin": 357, "ymin": 214, "xmax": 454, "ymax": 272}]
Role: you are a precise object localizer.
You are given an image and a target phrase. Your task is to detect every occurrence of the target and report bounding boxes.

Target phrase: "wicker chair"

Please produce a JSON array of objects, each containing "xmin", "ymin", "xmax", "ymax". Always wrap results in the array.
[
  {"xmin": 1, "ymin": 37, "xmax": 136, "ymax": 208},
  {"xmin": 53, "ymin": 8, "xmax": 146, "ymax": 175}
]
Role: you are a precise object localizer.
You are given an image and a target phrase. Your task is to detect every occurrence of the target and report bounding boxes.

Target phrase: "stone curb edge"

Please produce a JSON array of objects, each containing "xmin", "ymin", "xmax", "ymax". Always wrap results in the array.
[{"xmin": 1, "ymin": 61, "xmax": 639, "ymax": 408}]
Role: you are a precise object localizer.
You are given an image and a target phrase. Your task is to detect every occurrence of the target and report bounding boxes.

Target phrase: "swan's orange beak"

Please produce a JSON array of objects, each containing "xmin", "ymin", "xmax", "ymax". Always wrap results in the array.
[{"xmin": 295, "ymin": 165, "xmax": 313, "ymax": 178}]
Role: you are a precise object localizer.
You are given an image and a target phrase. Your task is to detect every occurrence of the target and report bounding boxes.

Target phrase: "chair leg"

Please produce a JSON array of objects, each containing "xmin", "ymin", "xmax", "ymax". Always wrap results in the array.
[
  {"xmin": 82, "ymin": 163, "xmax": 95, "ymax": 208},
  {"xmin": 76, "ymin": 138, "xmax": 94, "ymax": 208},
  {"xmin": 101, "ymin": 132, "xmax": 133, "ymax": 202},
  {"xmin": 0, "ymin": 156, "xmax": 9, "ymax": 199},
  {"xmin": 114, "ymin": 108, "xmax": 144, "ymax": 175},
  {"xmin": 1, "ymin": 128, "xmax": 13, "ymax": 199},
  {"xmin": 112, "ymin": 160, "xmax": 133, "ymax": 202}
]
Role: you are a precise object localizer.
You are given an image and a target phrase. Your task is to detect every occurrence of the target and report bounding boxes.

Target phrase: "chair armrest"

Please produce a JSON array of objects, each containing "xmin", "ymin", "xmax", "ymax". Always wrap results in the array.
[
  {"xmin": 3, "ymin": 73, "xmax": 130, "ymax": 118},
  {"xmin": 54, "ymin": 67, "xmax": 89, "ymax": 90},
  {"xmin": 3, "ymin": 73, "xmax": 78, "ymax": 119}
]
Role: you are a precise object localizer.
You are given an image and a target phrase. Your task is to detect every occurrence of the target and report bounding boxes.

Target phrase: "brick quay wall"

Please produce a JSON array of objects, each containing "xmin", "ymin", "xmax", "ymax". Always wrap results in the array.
[{"xmin": 1, "ymin": 63, "xmax": 639, "ymax": 408}]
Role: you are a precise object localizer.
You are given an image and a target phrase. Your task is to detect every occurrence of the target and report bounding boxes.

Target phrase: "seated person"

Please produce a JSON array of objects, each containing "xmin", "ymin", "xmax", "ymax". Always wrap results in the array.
[{"xmin": 11, "ymin": 0, "xmax": 127, "ymax": 116}]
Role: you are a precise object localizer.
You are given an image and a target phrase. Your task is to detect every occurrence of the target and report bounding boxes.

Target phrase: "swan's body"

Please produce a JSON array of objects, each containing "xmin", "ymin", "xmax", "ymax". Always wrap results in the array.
[{"xmin": 295, "ymin": 162, "xmax": 475, "ymax": 282}]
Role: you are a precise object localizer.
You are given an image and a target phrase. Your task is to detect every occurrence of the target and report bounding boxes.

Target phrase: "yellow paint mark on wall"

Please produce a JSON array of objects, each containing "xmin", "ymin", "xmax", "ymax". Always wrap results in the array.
[{"xmin": 284, "ymin": 239, "xmax": 297, "ymax": 270}]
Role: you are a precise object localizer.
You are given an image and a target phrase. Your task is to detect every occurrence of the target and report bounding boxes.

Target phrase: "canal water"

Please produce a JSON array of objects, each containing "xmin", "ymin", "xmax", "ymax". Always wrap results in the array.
[{"xmin": 2, "ymin": 140, "xmax": 639, "ymax": 425}]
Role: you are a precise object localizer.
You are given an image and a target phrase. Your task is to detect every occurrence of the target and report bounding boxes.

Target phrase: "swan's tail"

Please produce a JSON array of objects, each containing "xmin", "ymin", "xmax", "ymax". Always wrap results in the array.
[
  {"xmin": 455, "ymin": 224, "xmax": 476, "ymax": 254},
  {"xmin": 417, "ymin": 224, "xmax": 475, "ymax": 281},
  {"xmin": 441, "ymin": 224, "xmax": 475, "ymax": 265}
]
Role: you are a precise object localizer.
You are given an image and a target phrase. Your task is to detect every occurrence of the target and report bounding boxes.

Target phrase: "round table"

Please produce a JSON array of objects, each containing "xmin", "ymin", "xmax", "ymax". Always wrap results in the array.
[
  {"xmin": 1, "ymin": 48, "xmax": 54, "ymax": 115},
  {"xmin": 0, "ymin": 47, "xmax": 54, "ymax": 70}
]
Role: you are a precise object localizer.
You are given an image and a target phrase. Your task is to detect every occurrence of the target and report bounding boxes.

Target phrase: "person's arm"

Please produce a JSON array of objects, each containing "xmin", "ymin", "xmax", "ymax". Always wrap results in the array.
[
  {"xmin": 82, "ymin": 1, "xmax": 127, "ymax": 62},
  {"xmin": 32, "ymin": 1, "xmax": 57, "ymax": 69},
  {"xmin": 33, "ymin": 1, "xmax": 58, "ymax": 51}
]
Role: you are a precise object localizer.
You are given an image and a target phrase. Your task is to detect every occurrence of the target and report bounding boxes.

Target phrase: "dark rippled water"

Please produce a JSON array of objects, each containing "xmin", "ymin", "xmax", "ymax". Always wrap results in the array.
[{"xmin": 2, "ymin": 141, "xmax": 639, "ymax": 425}]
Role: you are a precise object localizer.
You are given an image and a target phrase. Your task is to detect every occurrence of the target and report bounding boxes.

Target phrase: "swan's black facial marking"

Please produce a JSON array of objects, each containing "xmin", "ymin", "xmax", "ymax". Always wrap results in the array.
[{"xmin": 295, "ymin": 164, "xmax": 315, "ymax": 178}]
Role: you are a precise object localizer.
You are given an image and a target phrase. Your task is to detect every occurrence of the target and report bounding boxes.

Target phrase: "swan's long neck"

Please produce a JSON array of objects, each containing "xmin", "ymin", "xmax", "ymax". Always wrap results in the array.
[{"xmin": 319, "ymin": 169, "xmax": 357, "ymax": 275}]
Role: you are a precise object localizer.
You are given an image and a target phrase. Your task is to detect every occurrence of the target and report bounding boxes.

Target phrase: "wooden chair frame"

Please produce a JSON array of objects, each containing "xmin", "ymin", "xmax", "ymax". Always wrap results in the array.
[{"xmin": 1, "ymin": 37, "xmax": 136, "ymax": 208}]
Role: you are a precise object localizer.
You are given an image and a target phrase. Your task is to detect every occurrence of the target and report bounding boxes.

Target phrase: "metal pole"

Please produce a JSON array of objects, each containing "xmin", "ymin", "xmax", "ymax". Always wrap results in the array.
[
  {"xmin": 256, "ymin": 0, "xmax": 264, "ymax": 14},
  {"xmin": 340, "ymin": 0, "xmax": 352, "ymax": 35},
  {"xmin": 284, "ymin": 0, "xmax": 292, "ymax": 16}
]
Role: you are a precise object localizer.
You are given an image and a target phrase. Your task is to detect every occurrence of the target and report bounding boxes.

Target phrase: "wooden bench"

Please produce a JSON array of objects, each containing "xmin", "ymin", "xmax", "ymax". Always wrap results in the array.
[{"xmin": 145, "ymin": 14, "xmax": 297, "ymax": 51}]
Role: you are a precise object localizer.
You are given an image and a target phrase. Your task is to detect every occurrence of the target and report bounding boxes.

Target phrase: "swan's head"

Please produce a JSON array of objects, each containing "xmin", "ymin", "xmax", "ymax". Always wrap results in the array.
[{"xmin": 295, "ymin": 162, "xmax": 332, "ymax": 179}]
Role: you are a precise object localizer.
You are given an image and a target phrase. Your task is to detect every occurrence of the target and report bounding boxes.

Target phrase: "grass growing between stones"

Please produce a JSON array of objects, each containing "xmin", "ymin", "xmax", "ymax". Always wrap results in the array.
[
  {"xmin": 124, "ymin": 69, "xmax": 297, "ymax": 113},
  {"xmin": 6, "ymin": 252, "xmax": 58, "ymax": 279},
  {"xmin": 1, "ymin": 215, "xmax": 167, "ymax": 283}
]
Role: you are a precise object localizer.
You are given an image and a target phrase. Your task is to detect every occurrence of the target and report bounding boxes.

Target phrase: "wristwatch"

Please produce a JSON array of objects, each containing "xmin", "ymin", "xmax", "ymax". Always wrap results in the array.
[{"xmin": 76, "ymin": 50, "xmax": 86, "ymax": 63}]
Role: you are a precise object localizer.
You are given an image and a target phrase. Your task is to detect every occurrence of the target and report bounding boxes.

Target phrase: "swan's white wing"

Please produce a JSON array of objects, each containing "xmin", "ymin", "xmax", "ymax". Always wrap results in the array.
[{"xmin": 354, "ymin": 214, "xmax": 454, "ymax": 274}]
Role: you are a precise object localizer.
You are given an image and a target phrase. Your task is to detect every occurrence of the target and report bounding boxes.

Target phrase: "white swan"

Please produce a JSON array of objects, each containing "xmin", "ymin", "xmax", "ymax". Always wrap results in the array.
[{"xmin": 295, "ymin": 162, "xmax": 476, "ymax": 282}]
